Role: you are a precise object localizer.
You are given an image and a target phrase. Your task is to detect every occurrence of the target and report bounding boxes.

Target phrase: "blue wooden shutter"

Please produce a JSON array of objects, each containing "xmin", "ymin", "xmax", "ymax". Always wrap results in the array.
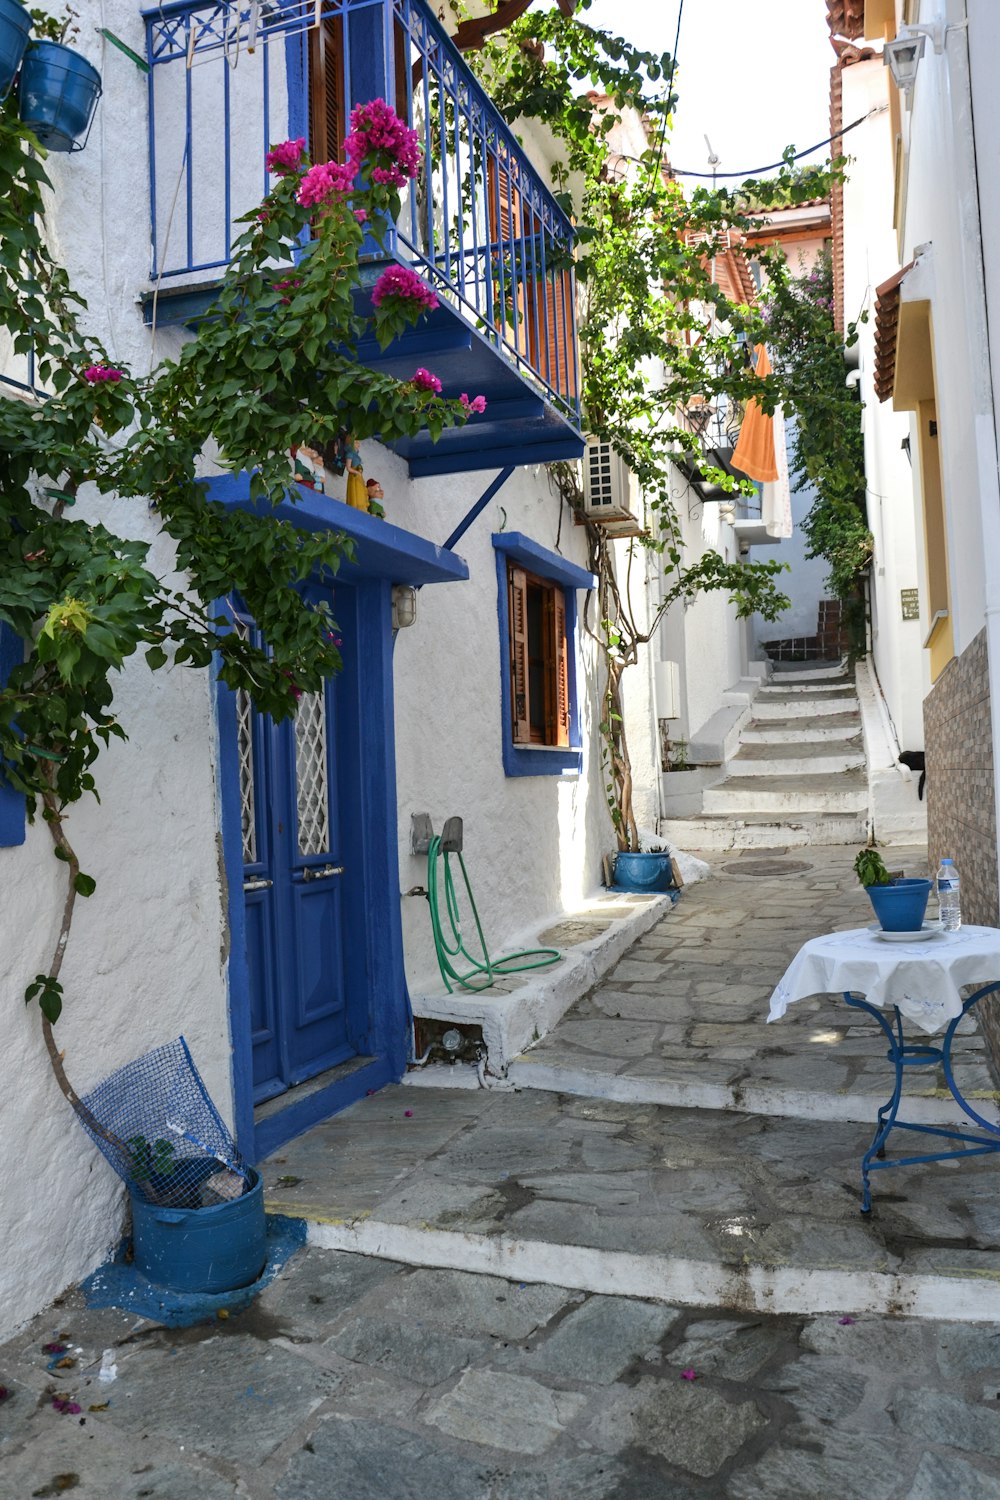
[{"xmin": 0, "ymin": 624, "xmax": 25, "ymax": 846}]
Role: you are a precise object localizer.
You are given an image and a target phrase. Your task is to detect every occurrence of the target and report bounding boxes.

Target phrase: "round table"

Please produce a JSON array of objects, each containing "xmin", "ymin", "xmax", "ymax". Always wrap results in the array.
[{"xmin": 768, "ymin": 924, "xmax": 1000, "ymax": 1211}]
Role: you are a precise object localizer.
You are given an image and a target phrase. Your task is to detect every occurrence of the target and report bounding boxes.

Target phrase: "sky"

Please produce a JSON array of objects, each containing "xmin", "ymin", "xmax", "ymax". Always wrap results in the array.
[{"xmin": 582, "ymin": 0, "xmax": 835, "ymax": 185}]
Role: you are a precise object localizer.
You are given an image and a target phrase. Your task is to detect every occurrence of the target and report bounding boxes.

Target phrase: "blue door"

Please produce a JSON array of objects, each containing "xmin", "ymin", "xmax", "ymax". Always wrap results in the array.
[{"xmin": 234, "ymin": 590, "xmax": 366, "ymax": 1104}]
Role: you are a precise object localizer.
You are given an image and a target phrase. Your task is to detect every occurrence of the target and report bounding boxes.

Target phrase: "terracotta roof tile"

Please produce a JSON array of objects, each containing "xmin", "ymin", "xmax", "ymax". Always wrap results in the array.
[
  {"xmin": 830, "ymin": 63, "xmax": 845, "ymax": 336},
  {"xmin": 827, "ymin": 0, "xmax": 865, "ymax": 40},
  {"xmin": 873, "ymin": 263, "xmax": 914, "ymax": 402}
]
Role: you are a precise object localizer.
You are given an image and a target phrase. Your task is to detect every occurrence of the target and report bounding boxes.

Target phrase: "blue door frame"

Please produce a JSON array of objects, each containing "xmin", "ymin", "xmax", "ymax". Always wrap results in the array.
[{"xmin": 208, "ymin": 473, "xmax": 469, "ymax": 1161}]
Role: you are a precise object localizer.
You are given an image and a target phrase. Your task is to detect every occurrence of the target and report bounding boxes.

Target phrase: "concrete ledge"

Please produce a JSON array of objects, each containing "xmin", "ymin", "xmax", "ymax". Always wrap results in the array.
[
  {"xmin": 307, "ymin": 1217, "xmax": 1000, "ymax": 1324},
  {"xmin": 504, "ymin": 1058, "xmax": 1000, "ymax": 1128},
  {"xmin": 408, "ymin": 891, "xmax": 674, "ymax": 1074}
]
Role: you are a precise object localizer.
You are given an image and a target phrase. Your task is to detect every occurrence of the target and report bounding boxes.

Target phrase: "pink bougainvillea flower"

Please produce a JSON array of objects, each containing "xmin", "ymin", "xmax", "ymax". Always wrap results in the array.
[
  {"xmin": 459, "ymin": 392, "xmax": 487, "ymax": 415},
  {"xmin": 265, "ymin": 136, "xmax": 306, "ymax": 174},
  {"xmin": 296, "ymin": 159, "xmax": 355, "ymax": 209},
  {"xmin": 51, "ymin": 1395, "xmax": 82, "ymax": 1415},
  {"xmin": 354, "ymin": 209, "xmax": 368, "ymax": 224},
  {"xmin": 42, "ymin": 1343, "xmax": 67, "ymax": 1355},
  {"xmin": 411, "ymin": 367, "xmax": 442, "ymax": 395},
  {"xmin": 371, "ymin": 264, "xmax": 439, "ymax": 312},
  {"xmin": 680, "ymin": 1368, "xmax": 698, "ymax": 1381},
  {"xmin": 404, "ymin": 1109, "xmax": 413, "ymax": 1117},
  {"xmin": 83, "ymin": 365, "xmax": 123, "ymax": 384},
  {"xmin": 345, "ymin": 98, "xmax": 421, "ymax": 181},
  {"xmin": 837, "ymin": 1316, "xmax": 856, "ymax": 1326}
]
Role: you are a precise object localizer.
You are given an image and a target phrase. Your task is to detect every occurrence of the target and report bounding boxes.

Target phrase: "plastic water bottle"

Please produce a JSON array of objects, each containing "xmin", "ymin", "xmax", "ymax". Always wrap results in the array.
[{"xmin": 937, "ymin": 858, "xmax": 962, "ymax": 931}]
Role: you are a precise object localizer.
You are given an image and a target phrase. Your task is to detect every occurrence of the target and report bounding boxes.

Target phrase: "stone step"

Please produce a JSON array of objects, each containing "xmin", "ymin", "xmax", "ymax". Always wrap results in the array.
[
  {"xmin": 660, "ymin": 812, "xmax": 867, "ymax": 849},
  {"xmin": 768, "ymin": 661, "xmax": 846, "ymax": 681},
  {"xmin": 702, "ymin": 773, "xmax": 868, "ymax": 814},
  {"xmin": 741, "ymin": 714, "xmax": 862, "ymax": 743},
  {"xmin": 268, "ymin": 1083, "xmax": 1000, "ymax": 1324},
  {"xmin": 751, "ymin": 694, "xmax": 859, "ymax": 720},
  {"xmin": 757, "ymin": 680, "xmax": 855, "ymax": 696},
  {"xmin": 730, "ymin": 742, "xmax": 866, "ymax": 777}
]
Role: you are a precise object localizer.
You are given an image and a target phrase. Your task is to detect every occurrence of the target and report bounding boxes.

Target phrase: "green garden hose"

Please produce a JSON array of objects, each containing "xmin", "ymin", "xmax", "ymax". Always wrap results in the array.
[{"xmin": 427, "ymin": 834, "xmax": 561, "ymax": 993}]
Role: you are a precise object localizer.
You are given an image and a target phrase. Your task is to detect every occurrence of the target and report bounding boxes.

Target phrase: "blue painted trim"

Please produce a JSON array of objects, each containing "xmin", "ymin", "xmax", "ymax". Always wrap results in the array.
[
  {"xmin": 492, "ymin": 532, "xmax": 597, "ymax": 592},
  {"xmin": 286, "ymin": 15, "xmax": 308, "ymax": 145},
  {"xmin": 212, "ymin": 487, "xmax": 443, "ymax": 1159},
  {"xmin": 202, "ymin": 474, "xmax": 469, "ymax": 586},
  {"xmin": 443, "ymin": 467, "xmax": 515, "ymax": 552},
  {"xmin": 0, "ymin": 625, "xmax": 25, "ymax": 847},
  {"xmin": 492, "ymin": 534, "xmax": 593, "ymax": 779}
]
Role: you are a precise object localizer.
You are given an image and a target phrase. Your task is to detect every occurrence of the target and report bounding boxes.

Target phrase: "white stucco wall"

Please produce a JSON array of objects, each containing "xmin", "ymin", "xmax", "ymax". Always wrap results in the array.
[
  {"xmin": 0, "ymin": 1, "xmax": 263, "ymax": 1340},
  {"xmin": 840, "ymin": 54, "xmax": 925, "ymax": 750}
]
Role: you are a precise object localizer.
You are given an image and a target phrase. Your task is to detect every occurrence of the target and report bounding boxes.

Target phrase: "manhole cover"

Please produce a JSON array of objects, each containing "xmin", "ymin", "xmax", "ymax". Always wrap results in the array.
[{"xmin": 722, "ymin": 859, "xmax": 813, "ymax": 877}]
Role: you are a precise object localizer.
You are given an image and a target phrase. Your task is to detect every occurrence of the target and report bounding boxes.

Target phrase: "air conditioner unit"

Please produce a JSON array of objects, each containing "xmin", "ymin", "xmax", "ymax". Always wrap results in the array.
[{"xmin": 582, "ymin": 437, "xmax": 634, "ymax": 523}]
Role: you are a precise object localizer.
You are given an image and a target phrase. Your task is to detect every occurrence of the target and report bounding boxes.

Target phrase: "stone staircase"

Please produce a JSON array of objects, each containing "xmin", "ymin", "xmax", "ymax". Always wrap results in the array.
[{"xmin": 661, "ymin": 664, "xmax": 868, "ymax": 850}]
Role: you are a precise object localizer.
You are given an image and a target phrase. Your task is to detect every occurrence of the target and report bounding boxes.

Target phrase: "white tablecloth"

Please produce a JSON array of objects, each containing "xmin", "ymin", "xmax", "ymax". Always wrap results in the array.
[{"xmin": 768, "ymin": 925, "xmax": 1000, "ymax": 1035}]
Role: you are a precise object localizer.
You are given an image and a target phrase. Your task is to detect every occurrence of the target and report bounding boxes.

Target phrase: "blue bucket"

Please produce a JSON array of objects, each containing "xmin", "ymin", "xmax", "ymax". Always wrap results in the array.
[
  {"xmin": 866, "ymin": 877, "xmax": 932, "ymax": 932},
  {"xmin": 613, "ymin": 851, "xmax": 675, "ymax": 894},
  {"xmin": 0, "ymin": 0, "xmax": 30, "ymax": 102},
  {"xmin": 130, "ymin": 1165, "xmax": 267, "ymax": 1294},
  {"xmin": 17, "ymin": 40, "xmax": 101, "ymax": 152}
]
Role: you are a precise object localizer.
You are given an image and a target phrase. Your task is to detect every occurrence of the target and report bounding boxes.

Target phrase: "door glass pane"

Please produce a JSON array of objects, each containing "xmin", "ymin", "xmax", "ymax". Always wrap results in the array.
[{"xmin": 295, "ymin": 690, "xmax": 331, "ymax": 856}]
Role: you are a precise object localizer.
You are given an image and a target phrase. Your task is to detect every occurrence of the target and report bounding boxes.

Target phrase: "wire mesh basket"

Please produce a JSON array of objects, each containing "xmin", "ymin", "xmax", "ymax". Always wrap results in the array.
[{"xmin": 77, "ymin": 1036, "xmax": 252, "ymax": 1209}]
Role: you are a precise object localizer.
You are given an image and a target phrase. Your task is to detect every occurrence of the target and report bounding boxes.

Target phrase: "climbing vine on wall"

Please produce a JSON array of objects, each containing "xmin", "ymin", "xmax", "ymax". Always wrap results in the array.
[
  {"xmin": 0, "ymin": 102, "xmax": 477, "ymax": 1069},
  {"xmin": 461, "ymin": 0, "xmax": 840, "ymax": 849},
  {"xmin": 761, "ymin": 246, "xmax": 872, "ymax": 643}
]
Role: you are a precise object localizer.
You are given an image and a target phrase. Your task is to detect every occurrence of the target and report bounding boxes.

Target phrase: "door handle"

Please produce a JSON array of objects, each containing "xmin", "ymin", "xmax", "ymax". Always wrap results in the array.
[
  {"xmin": 243, "ymin": 877, "xmax": 273, "ymax": 892},
  {"xmin": 301, "ymin": 864, "xmax": 345, "ymax": 882}
]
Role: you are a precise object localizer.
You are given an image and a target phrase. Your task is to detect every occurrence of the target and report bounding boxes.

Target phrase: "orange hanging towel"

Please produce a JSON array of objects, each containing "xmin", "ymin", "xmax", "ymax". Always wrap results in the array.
[{"xmin": 731, "ymin": 344, "xmax": 779, "ymax": 484}]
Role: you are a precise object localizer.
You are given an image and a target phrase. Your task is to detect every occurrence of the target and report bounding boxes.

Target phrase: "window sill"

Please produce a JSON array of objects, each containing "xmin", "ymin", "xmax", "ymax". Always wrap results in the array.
[{"xmin": 502, "ymin": 743, "xmax": 583, "ymax": 778}]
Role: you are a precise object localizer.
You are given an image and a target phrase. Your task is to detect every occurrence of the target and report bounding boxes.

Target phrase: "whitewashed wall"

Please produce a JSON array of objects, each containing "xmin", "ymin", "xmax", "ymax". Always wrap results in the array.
[
  {"xmin": 840, "ymin": 53, "xmax": 925, "ymax": 751},
  {"xmin": 1, "ymin": 1, "xmax": 639, "ymax": 1338},
  {"xmin": 384, "ymin": 448, "xmax": 613, "ymax": 993}
]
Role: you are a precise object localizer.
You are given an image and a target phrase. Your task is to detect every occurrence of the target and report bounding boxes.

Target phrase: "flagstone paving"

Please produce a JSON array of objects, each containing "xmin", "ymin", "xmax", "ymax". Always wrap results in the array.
[
  {"xmin": 6, "ymin": 1257, "xmax": 1000, "ymax": 1498},
  {"xmin": 7, "ymin": 841, "xmax": 1000, "ymax": 1495},
  {"xmin": 509, "ymin": 844, "xmax": 997, "ymax": 1121}
]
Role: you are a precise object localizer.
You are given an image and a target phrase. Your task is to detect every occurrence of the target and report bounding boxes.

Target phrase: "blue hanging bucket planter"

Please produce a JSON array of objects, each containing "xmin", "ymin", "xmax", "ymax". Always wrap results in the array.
[
  {"xmin": 865, "ymin": 877, "xmax": 932, "ymax": 932},
  {"xmin": 130, "ymin": 1164, "xmax": 267, "ymax": 1294},
  {"xmin": 613, "ymin": 850, "xmax": 675, "ymax": 894},
  {"xmin": 17, "ymin": 40, "xmax": 101, "ymax": 152},
  {"xmin": 0, "ymin": 0, "xmax": 30, "ymax": 101}
]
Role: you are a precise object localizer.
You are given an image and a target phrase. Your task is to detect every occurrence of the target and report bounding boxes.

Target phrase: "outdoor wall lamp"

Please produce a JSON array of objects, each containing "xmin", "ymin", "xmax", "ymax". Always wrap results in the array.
[
  {"xmin": 391, "ymin": 584, "xmax": 418, "ymax": 630},
  {"xmin": 883, "ymin": 23, "xmax": 944, "ymax": 93}
]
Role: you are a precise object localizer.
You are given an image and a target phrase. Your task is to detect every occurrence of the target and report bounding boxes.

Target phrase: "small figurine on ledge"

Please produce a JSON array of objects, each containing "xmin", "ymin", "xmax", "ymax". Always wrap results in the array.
[
  {"xmin": 343, "ymin": 436, "xmax": 369, "ymax": 512},
  {"xmin": 366, "ymin": 477, "xmax": 385, "ymax": 518}
]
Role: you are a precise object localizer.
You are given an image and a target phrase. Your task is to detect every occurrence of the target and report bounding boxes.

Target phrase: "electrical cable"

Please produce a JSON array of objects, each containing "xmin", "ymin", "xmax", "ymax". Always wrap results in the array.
[
  {"xmin": 644, "ymin": 0, "xmax": 684, "ymax": 203},
  {"xmin": 426, "ymin": 834, "xmax": 561, "ymax": 993},
  {"xmin": 668, "ymin": 107, "xmax": 885, "ymax": 180}
]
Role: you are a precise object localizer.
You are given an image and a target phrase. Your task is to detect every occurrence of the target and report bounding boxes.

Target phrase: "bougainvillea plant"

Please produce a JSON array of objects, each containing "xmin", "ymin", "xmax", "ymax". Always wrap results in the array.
[{"xmin": 0, "ymin": 97, "xmax": 479, "ymax": 1112}]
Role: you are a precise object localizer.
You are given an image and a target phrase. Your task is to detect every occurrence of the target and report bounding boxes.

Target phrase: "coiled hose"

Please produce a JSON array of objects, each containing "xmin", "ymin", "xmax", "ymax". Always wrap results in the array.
[{"xmin": 427, "ymin": 834, "xmax": 561, "ymax": 992}]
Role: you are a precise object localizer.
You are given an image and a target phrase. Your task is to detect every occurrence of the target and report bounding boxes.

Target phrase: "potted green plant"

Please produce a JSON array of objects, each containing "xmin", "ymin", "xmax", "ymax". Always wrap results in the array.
[
  {"xmin": 17, "ymin": 6, "xmax": 101, "ymax": 153},
  {"xmin": 0, "ymin": 0, "xmax": 30, "ymax": 100},
  {"xmin": 854, "ymin": 847, "xmax": 932, "ymax": 932}
]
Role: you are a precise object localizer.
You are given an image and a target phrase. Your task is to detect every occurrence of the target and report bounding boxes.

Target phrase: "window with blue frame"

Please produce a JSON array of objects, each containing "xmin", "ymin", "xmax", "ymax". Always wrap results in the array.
[{"xmin": 492, "ymin": 533, "xmax": 596, "ymax": 778}]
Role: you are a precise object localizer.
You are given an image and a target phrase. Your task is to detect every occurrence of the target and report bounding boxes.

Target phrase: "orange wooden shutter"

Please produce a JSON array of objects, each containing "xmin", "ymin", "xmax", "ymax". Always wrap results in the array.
[
  {"xmin": 308, "ymin": 14, "xmax": 345, "ymax": 165},
  {"xmin": 508, "ymin": 566, "xmax": 531, "ymax": 744},
  {"xmin": 551, "ymin": 587, "xmax": 570, "ymax": 747},
  {"xmin": 531, "ymin": 267, "xmax": 577, "ymax": 404}
]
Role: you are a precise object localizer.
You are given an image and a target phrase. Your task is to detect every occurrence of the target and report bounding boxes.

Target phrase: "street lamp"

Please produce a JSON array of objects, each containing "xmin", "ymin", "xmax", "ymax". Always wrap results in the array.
[{"xmin": 883, "ymin": 24, "xmax": 944, "ymax": 94}]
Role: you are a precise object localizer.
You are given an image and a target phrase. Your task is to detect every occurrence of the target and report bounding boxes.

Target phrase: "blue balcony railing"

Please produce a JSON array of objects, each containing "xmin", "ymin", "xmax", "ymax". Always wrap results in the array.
[{"xmin": 144, "ymin": 0, "xmax": 581, "ymax": 437}]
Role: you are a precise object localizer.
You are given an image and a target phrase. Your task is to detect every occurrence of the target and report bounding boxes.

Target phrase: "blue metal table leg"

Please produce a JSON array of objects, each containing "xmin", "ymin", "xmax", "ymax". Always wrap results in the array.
[{"xmin": 843, "ymin": 983, "xmax": 1000, "ymax": 1212}]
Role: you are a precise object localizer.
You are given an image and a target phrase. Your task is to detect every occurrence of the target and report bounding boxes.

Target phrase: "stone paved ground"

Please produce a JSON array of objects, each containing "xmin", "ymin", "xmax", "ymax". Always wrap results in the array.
[
  {"xmin": 6, "ymin": 842, "xmax": 1000, "ymax": 1497},
  {"xmin": 512, "ymin": 845, "xmax": 995, "ymax": 1113},
  {"xmin": 5, "ymin": 1256, "xmax": 1000, "ymax": 1499}
]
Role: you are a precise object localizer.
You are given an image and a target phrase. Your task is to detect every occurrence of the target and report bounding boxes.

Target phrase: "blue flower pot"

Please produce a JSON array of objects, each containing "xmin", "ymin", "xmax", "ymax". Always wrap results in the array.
[
  {"xmin": 0, "ymin": 0, "xmax": 30, "ymax": 101},
  {"xmin": 17, "ymin": 40, "xmax": 101, "ymax": 152},
  {"xmin": 130, "ymin": 1165, "xmax": 267, "ymax": 1294},
  {"xmin": 865, "ymin": 877, "xmax": 932, "ymax": 932},
  {"xmin": 613, "ymin": 851, "xmax": 675, "ymax": 894}
]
